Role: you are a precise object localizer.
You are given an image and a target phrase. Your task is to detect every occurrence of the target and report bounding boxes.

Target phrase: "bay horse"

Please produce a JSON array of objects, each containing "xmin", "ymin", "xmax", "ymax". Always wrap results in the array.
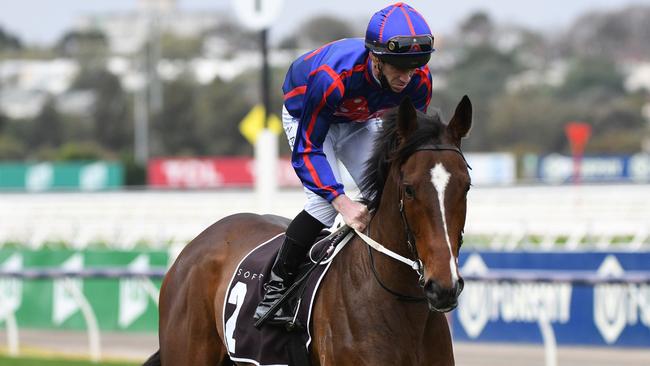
[{"xmin": 144, "ymin": 95, "xmax": 472, "ymax": 366}]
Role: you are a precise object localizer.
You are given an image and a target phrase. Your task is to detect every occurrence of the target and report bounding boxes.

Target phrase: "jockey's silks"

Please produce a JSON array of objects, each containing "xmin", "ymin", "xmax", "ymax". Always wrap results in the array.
[{"xmin": 283, "ymin": 38, "xmax": 432, "ymax": 202}]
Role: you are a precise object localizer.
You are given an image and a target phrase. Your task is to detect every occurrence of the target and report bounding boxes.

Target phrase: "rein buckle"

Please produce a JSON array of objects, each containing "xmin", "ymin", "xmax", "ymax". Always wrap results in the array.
[{"xmin": 413, "ymin": 259, "xmax": 425, "ymax": 287}]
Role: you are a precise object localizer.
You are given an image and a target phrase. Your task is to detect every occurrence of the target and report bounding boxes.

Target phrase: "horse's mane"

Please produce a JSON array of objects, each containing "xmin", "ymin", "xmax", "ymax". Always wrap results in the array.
[{"xmin": 359, "ymin": 108, "xmax": 445, "ymax": 211}]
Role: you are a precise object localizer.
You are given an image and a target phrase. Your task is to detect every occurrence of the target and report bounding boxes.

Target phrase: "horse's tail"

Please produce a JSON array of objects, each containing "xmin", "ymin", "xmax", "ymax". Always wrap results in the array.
[{"xmin": 142, "ymin": 350, "xmax": 161, "ymax": 366}]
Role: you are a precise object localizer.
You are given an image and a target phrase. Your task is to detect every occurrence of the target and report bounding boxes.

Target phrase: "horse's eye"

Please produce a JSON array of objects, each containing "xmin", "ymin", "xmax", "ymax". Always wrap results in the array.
[{"xmin": 404, "ymin": 185, "xmax": 415, "ymax": 199}]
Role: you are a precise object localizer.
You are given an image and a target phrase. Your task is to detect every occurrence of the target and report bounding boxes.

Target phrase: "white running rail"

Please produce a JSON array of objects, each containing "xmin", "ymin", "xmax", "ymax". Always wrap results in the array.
[{"xmin": 0, "ymin": 184, "xmax": 648, "ymax": 250}]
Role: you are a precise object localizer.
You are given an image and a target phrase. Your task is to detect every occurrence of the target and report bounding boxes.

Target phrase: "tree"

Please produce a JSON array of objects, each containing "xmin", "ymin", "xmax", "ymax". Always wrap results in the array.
[
  {"xmin": 557, "ymin": 57, "xmax": 625, "ymax": 99},
  {"xmin": 56, "ymin": 30, "xmax": 108, "ymax": 68},
  {"xmin": 443, "ymin": 45, "xmax": 521, "ymax": 150},
  {"xmin": 160, "ymin": 32, "xmax": 202, "ymax": 59},
  {"xmin": 151, "ymin": 77, "xmax": 202, "ymax": 156},
  {"xmin": 0, "ymin": 134, "xmax": 25, "ymax": 159},
  {"xmin": 484, "ymin": 85, "xmax": 645, "ymax": 155},
  {"xmin": 203, "ymin": 19, "xmax": 258, "ymax": 58},
  {"xmin": 576, "ymin": 96, "xmax": 646, "ymax": 154},
  {"xmin": 29, "ymin": 99, "xmax": 64, "ymax": 149},
  {"xmin": 0, "ymin": 26, "xmax": 22, "ymax": 51},
  {"xmin": 447, "ymin": 46, "xmax": 521, "ymax": 98},
  {"xmin": 562, "ymin": 6, "xmax": 650, "ymax": 60},
  {"xmin": 459, "ymin": 11, "xmax": 494, "ymax": 46},
  {"xmin": 195, "ymin": 75, "xmax": 256, "ymax": 156},
  {"xmin": 190, "ymin": 62, "xmax": 290, "ymax": 157},
  {"xmin": 279, "ymin": 16, "xmax": 356, "ymax": 50},
  {"xmin": 94, "ymin": 74, "xmax": 131, "ymax": 151},
  {"xmin": 487, "ymin": 92, "xmax": 581, "ymax": 153},
  {"xmin": 0, "ymin": 112, "xmax": 5, "ymax": 132},
  {"xmin": 72, "ymin": 69, "xmax": 132, "ymax": 152},
  {"xmin": 55, "ymin": 142, "xmax": 110, "ymax": 161}
]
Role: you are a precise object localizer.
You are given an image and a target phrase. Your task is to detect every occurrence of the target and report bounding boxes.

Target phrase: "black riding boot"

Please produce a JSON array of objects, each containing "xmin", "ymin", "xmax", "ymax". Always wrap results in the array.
[
  {"xmin": 253, "ymin": 235, "xmax": 307, "ymax": 323},
  {"xmin": 254, "ymin": 210, "xmax": 325, "ymax": 325}
]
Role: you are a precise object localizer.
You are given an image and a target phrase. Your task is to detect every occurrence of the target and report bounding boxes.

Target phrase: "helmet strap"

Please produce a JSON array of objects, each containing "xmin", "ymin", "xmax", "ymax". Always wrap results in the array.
[{"xmin": 376, "ymin": 59, "xmax": 391, "ymax": 90}]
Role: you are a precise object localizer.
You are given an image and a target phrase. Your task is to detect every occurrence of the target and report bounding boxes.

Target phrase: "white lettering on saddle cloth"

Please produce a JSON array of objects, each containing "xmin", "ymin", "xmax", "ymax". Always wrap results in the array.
[{"xmin": 236, "ymin": 268, "xmax": 265, "ymax": 282}]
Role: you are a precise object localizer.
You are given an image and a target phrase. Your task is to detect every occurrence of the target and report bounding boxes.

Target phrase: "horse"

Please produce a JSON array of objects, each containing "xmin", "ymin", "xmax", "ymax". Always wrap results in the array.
[{"xmin": 144, "ymin": 95, "xmax": 473, "ymax": 366}]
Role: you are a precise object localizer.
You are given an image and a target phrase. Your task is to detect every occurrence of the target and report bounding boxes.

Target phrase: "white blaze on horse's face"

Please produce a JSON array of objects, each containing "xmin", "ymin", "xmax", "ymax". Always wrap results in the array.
[{"xmin": 430, "ymin": 163, "xmax": 459, "ymax": 285}]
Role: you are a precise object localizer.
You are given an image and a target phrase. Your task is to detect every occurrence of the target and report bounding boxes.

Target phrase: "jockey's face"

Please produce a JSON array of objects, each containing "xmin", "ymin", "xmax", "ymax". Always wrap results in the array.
[
  {"xmin": 371, "ymin": 54, "xmax": 415, "ymax": 93},
  {"xmin": 382, "ymin": 62, "xmax": 415, "ymax": 92}
]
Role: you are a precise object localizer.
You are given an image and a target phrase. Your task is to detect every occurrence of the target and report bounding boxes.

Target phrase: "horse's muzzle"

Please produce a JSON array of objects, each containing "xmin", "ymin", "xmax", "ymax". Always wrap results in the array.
[{"xmin": 424, "ymin": 277, "xmax": 464, "ymax": 313}]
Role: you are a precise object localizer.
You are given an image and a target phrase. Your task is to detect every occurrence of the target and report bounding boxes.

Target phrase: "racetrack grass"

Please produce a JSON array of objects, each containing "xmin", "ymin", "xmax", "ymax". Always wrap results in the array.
[{"xmin": 0, "ymin": 355, "xmax": 138, "ymax": 366}]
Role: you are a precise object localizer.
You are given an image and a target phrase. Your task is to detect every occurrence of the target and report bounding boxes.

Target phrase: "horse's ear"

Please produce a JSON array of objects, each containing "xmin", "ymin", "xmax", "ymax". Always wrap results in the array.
[
  {"xmin": 448, "ymin": 95, "xmax": 472, "ymax": 146},
  {"xmin": 397, "ymin": 96, "xmax": 418, "ymax": 144}
]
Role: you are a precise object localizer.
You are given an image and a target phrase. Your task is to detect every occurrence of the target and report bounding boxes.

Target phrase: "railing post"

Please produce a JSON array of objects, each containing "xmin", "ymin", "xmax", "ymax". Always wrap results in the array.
[
  {"xmin": 537, "ymin": 312, "xmax": 557, "ymax": 366},
  {"xmin": 63, "ymin": 278, "xmax": 101, "ymax": 363},
  {"xmin": 5, "ymin": 309, "xmax": 19, "ymax": 356}
]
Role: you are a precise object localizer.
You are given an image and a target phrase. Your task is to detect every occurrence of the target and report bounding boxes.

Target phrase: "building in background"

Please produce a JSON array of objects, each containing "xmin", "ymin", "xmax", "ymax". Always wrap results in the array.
[{"xmin": 75, "ymin": 0, "xmax": 223, "ymax": 55}]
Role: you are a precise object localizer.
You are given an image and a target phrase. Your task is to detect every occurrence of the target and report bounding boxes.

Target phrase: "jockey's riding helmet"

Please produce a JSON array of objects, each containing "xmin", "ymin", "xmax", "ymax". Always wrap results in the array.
[{"xmin": 365, "ymin": 2, "xmax": 434, "ymax": 69}]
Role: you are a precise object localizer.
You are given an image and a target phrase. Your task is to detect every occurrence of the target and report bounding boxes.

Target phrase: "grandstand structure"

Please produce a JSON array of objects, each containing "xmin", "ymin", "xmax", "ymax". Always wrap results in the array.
[{"xmin": 0, "ymin": 184, "xmax": 648, "ymax": 251}]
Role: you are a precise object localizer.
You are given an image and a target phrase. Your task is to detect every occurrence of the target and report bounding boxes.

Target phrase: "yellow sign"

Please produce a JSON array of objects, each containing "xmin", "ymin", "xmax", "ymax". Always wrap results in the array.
[{"xmin": 239, "ymin": 105, "xmax": 283, "ymax": 145}]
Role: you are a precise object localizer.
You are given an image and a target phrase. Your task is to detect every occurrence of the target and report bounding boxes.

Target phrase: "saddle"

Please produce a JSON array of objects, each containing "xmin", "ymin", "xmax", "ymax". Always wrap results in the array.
[{"xmin": 222, "ymin": 226, "xmax": 353, "ymax": 366}]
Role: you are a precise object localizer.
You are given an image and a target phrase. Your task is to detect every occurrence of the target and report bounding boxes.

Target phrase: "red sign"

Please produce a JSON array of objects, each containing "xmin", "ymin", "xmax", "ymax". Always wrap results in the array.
[
  {"xmin": 565, "ymin": 122, "xmax": 591, "ymax": 156},
  {"xmin": 565, "ymin": 122, "xmax": 592, "ymax": 184},
  {"xmin": 148, "ymin": 157, "xmax": 301, "ymax": 188}
]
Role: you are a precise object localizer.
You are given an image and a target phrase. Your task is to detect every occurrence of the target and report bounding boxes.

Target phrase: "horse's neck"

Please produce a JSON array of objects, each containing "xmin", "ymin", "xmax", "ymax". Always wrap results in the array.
[{"xmin": 337, "ymin": 185, "xmax": 432, "ymax": 332}]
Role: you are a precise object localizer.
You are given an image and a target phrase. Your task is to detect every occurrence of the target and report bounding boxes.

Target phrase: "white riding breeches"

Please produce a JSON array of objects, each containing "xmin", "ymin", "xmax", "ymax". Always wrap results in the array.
[{"xmin": 282, "ymin": 106, "xmax": 382, "ymax": 227}]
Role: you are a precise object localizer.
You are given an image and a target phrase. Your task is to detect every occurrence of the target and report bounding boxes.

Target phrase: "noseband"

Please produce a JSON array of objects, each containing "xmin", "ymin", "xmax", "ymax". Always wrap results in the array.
[{"xmin": 366, "ymin": 143, "xmax": 469, "ymax": 302}]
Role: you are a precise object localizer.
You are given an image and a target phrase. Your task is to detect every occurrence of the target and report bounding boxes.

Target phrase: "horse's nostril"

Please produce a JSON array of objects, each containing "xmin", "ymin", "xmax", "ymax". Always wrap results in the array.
[
  {"xmin": 456, "ymin": 277, "xmax": 465, "ymax": 295},
  {"xmin": 424, "ymin": 279, "xmax": 462, "ymax": 312},
  {"xmin": 424, "ymin": 279, "xmax": 441, "ymax": 294}
]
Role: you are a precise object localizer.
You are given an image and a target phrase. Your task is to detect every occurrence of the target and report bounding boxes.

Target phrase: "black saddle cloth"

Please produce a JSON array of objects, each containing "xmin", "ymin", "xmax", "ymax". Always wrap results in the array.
[{"xmin": 222, "ymin": 229, "xmax": 345, "ymax": 365}]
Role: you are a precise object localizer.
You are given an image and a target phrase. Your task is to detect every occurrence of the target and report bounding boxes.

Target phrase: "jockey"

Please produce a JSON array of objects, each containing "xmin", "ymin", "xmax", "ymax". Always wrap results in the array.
[{"xmin": 255, "ymin": 2, "xmax": 435, "ymax": 324}]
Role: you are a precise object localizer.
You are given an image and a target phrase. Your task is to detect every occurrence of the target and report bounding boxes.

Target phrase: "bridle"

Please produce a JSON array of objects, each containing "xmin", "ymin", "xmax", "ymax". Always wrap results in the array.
[{"xmin": 363, "ymin": 143, "xmax": 470, "ymax": 302}]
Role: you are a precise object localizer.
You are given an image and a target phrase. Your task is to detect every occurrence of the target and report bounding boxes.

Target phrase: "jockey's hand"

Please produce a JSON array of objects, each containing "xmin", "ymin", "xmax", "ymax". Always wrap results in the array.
[{"xmin": 332, "ymin": 194, "xmax": 370, "ymax": 232}]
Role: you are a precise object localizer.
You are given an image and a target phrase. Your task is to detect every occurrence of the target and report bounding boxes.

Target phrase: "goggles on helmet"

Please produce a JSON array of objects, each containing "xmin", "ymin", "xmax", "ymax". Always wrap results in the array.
[
  {"xmin": 366, "ymin": 35, "xmax": 434, "ymax": 56},
  {"xmin": 366, "ymin": 35, "xmax": 434, "ymax": 69},
  {"xmin": 386, "ymin": 35, "xmax": 434, "ymax": 54}
]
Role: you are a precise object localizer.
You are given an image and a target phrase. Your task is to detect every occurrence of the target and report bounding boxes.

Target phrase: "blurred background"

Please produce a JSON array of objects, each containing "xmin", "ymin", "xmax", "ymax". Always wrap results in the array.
[{"xmin": 0, "ymin": 0, "xmax": 649, "ymax": 365}]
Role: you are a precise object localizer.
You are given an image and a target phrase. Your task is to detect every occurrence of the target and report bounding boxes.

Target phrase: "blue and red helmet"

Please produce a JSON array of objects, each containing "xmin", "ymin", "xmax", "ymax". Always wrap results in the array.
[{"xmin": 365, "ymin": 2, "xmax": 434, "ymax": 69}]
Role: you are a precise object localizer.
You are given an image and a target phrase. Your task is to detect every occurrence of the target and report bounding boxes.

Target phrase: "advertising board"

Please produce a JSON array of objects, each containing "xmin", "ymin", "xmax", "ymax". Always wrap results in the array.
[{"xmin": 454, "ymin": 251, "xmax": 650, "ymax": 346}]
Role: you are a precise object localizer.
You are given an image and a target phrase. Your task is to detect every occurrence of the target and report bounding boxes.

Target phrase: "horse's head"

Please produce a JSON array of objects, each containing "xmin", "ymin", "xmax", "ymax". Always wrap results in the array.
[
  {"xmin": 397, "ymin": 96, "xmax": 472, "ymax": 312},
  {"xmin": 363, "ymin": 96, "xmax": 472, "ymax": 312}
]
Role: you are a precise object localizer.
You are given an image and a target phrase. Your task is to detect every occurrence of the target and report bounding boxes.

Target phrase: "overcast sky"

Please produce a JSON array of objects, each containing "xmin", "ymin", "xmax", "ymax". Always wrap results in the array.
[{"xmin": 2, "ymin": 0, "xmax": 650, "ymax": 46}]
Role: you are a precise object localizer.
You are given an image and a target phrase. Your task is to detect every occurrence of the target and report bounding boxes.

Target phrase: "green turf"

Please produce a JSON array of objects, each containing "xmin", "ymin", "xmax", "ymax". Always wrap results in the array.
[{"xmin": 0, "ymin": 355, "xmax": 139, "ymax": 366}]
